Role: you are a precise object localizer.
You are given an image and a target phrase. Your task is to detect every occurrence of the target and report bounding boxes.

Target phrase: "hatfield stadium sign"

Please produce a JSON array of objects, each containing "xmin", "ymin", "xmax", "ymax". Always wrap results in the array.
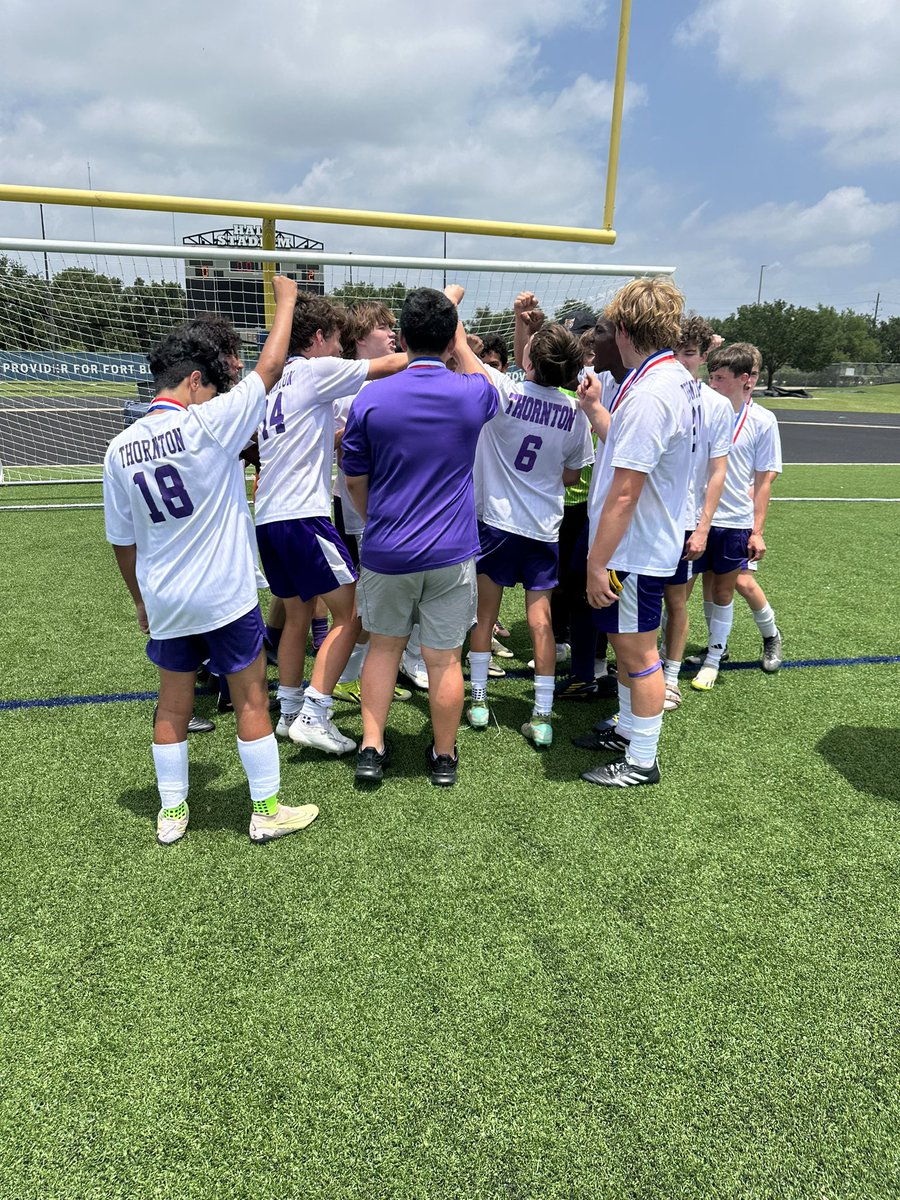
[{"xmin": 0, "ymin": 351, "xmax": 152, "ymax": 381}]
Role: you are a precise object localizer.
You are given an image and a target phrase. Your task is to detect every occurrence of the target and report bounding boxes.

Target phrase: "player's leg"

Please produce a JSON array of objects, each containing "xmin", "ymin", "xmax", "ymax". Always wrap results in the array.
[
  {"xmin": 737, "ymin": 565, "xmax": 782, "ymax": 671},
  {"xmin": 311, "ymin": 595, "xmax": 330, "ymax": 653},
  {"xmin": 153, "ymin": 665, "xmax": 196, "ymax": 845},
  {"xmin": 522, "ymin": 587, "xmax": 556, "ymax": 746},
  {"xmin": 467, "ymin": 574, "xmax": 503, "ymax": 729},
  {"xmin": 355, "ymin": 568, "xmax": 418, "ymax": 781},
  {"xmin": 692, "ymin": 567, "xmax": 740, "ymax": 691},
  {"xmin": 227, "ymin": 649, "xmax": 318, "ymax": 842},
  {"xmin": 581, "ymin": 628, "xmax": 663, "ymax": 786},
  {"xmin": 275, "ymin": 593, "xmax": 314, "ymax": 735},
  {"xmin": 418, "ymin": 559, "xmax": 477, "ymax": 784},
  {"xmin": 662, "ymin": 582, "xmax": 688, "ymax": 709}
]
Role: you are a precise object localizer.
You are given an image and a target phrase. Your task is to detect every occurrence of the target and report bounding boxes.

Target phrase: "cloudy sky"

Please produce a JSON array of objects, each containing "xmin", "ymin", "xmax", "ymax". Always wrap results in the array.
[{"xmin": 1, "ymin": 0, "xmax": 898, "ymax": 319}]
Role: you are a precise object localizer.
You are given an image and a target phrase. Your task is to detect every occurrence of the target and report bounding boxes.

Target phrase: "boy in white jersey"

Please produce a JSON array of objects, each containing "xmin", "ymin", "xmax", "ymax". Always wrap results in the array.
[
  {"xmin": 573, "ymin": 277, "xmax": 693, "ymax": 787},
  {"xmin": 103, "ymin": 277, "xmax": 319, "ymax": 846},
  {"xmin": 467, "ymin": 314, "xmax": 593, "ymax": 746},
  {"xmin": 686, "ymin": 345, "xmax": 784, "ymax": 672},
  {"xmin": 688, "ymin": 342, "xmax": 782, "ymax": 692},
  {"xmin": 254, "ymin": 293, "xmax": 406, "ymax": 754},
  {"xmin": 658, "ymin": 315, "xmax": 731, "ymax": 710}
]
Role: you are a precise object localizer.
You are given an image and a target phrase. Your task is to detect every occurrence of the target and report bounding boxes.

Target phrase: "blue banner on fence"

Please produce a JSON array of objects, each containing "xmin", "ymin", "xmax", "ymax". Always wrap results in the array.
[{"xmin": 0, "ymin": 351, "xmax": 152, "ymax": 382}]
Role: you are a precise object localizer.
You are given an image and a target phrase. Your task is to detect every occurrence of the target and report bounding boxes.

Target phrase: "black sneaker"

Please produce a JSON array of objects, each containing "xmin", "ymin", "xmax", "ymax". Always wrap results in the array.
[
  {"xmin": 571, "ymin": 725, "xmax": 630, "ymax": 753},
  {"xmin": 427, "ymin": 743, "xmax": 458, "ymax": 787},
  {"xmin": 685, "ymin": 645, "xmax": 729, "ymax": 667},
  {"xmin": 595, "ymin": 673, "xmax": 619, "ymax": 698},
  {"xmin": 581, "ymin": 757, "xmax": 660, "ymax": 786},
  {"xmin": 761, "ymin": 628, "xmax": 783, "ymax": 673},
  {"xmin": 355, "ymin": 743, "xmax": 391, "ymax": 783},
  {"xmin": 555, "ymin": 675, "xmax": 599, "ymax": 701}
]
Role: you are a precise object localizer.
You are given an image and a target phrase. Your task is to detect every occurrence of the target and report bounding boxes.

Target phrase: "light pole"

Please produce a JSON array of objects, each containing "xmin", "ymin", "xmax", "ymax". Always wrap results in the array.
[{"xmin": 757, "ymin": 264, "xmax": 768, "ymax": 305}]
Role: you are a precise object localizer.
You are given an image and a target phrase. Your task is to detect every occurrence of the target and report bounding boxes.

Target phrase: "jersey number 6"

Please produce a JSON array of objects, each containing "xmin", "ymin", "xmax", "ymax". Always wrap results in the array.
[{"xmin": 514, "ymin": 434, "xmax": 543, "ymax": 473}]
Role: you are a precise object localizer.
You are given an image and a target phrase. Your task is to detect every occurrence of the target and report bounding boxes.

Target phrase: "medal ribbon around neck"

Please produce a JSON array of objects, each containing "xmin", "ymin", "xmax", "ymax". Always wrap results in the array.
[
  {"xmin": 147, "ymin": 397, "xmax": 188, "ymax": 413},
  {"xmin": 732, "ymin": 396, "xmax": 752, "ymax": 442},
  {"xmin": 610, "ymin": 350, "xmax": 675, "ymax": 413}
]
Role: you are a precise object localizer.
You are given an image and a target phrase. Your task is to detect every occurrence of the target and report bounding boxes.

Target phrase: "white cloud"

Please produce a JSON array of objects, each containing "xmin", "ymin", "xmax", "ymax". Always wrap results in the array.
[
  {"xmin": 705, "ymin": 188, "xmax": 900, "ymax": 248},
  {"xmin": 680, "ymin": 0, "xmax": 900, "ymax": 165}
]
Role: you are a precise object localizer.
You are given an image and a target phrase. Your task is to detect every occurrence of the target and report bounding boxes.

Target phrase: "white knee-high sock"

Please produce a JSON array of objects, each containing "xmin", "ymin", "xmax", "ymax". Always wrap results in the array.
[
  {"xmin": 704, "ymin": 603, "xmax": 734, "ymax": 669},
  {"xmin": 469, "ymin": 651, "xmax": 491, "ymax": 702},
  {"xmin": 237, "ymin": 734, "xmax": 280, "ymax": 804},
  {"xmin": 152, "ymin": 741, "xmax": 188, "ymax": 809},
  {"xmin": 627, "ymin": 711, "xmax": 663, "ymax": 767},
  {"xmin": 752, "ymin": 603, "xmax": 777, "ymax": 638},
  {"xmin": 616, "ymin": 684, "xmax": 633, "ymax": 739}
]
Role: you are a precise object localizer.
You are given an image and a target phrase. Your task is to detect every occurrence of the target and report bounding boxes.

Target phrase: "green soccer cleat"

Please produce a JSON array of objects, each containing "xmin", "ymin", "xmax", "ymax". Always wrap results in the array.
[
  {"xmin": 467, "ymin": 702, "xmax": 490, "ymax": 729},
  {"xmin": 521, "ymin": 717, "xmax": 553, "ymax": 748}
]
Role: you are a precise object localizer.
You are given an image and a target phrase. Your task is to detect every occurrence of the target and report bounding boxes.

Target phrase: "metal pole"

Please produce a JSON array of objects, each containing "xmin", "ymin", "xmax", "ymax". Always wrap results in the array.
[
  {"xmin": 757, "ymin": 264, "xmax": 767, "ymax": 305},
  {"xmin": 603, "ymin": 0, "xmax": 633, "ymax": 231},
  {"xmin": 443, "ymin": 231, "xmax": 447, "ymax": 288}
]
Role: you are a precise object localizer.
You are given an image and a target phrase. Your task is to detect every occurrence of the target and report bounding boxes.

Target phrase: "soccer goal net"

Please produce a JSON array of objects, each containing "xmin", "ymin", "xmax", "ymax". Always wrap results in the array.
[{"xmin": 0, "ymin": 238, "xmax": 673, "ymax": 500}]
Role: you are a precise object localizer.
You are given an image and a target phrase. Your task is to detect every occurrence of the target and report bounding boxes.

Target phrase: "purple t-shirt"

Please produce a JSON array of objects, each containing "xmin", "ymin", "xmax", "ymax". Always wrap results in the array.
[{"xmin": 341, "ymin": 358, "xmax": 499, "ymax": 574}]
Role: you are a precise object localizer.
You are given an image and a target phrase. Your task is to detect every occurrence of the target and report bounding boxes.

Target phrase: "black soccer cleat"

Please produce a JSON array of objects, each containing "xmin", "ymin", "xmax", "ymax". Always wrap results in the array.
[
  {"xmin": 555, "ymin": 675, "xmax": 599, "ymax": 701},
  {"xmin": 581, "ymin": 757, "xmax": 660, "ymax": 787},
  {"xmin": 571, "ymin": 725, "xmax": 630, "ymax": 753}
]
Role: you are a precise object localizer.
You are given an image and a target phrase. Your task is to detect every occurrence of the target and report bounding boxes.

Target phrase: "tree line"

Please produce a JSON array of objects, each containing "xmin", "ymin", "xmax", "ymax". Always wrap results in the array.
[{"xmin": 3, "ymin": 258, "xmax": 899, "ymax": 386}]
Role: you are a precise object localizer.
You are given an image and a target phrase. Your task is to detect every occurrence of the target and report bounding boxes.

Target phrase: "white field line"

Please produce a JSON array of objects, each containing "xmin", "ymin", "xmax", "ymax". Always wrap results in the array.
[
  {"xmin": 772, "ymin": 497, "xmax": 900, "ymax": 502},
  {"xmin": 778, "ymin": 419, "xmax": 900, "ymax": 429}
]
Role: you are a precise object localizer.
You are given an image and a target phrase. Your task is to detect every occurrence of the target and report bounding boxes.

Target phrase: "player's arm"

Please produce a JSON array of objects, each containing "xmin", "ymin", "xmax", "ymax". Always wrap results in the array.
[
  {"xmin": 685, "ymin": 454, "xmax": 728, "ymax": 559},
  {"xmin": 513, "ymin": 292, "xmax": 544, "ymax": 371},
  {"xmin": 586, "ymin": 467, "xmax": 646, "ymax": 608},
  {"xmin": 112, "ymin": 544, "xmax": 149, "ymax": 633},
  {"xmin": 365, "ymin": 352, "xmax": 407, "ymax": 380},
  {"xmin": 576, "ymin": 372, "xmax": 611, "ymax": 441},
  {"xmin": 440, "ymin": 284, "xmax": 494, "ymax": 382},
  {"xmin": 252, "ymin": 276, "xmax": 298, "ymax": 392},
  {"xmin": 748, "ymin": 469, "xmax": 778, "ymax": 561},
  {"xmin": 562, "ymin": 467, "xmax": 582, "ymax": 487},
  {"xmin": 344, "ymin": 474, "xmax": 369, "ymax": 521}
]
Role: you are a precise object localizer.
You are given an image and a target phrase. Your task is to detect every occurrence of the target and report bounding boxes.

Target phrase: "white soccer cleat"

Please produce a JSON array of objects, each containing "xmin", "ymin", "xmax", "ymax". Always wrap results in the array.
[
  {"xmin": 275, "ymin": 713, "xmax": 299, "ymax": 739},
  {"xmin": 249, "ymin": 802, "xmax": 319, "ymax": 843},
  {"xmin": 288, "ymin": 711, "xmax": 357, "ymax": 755},
  {"xmin": 156, "ymin": 803, "xmax": 189, "ymax": 846},
  {"xmin": 690, "ymin": 665, "xmax": 718, "ymax": 692},
  {"xmin": 400, "ymin": 651, "xmax": 429, "ymax": 690},
  {"xmin": 490, "ymin": 636, "xmax": 514, "ymax": 659}
]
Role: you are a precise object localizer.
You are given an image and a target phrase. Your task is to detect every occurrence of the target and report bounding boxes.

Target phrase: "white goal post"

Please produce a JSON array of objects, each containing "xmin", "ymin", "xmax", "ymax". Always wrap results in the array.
[{"xmin": 0, "ymin": 236, "xmax": 675, "ymax": 505}]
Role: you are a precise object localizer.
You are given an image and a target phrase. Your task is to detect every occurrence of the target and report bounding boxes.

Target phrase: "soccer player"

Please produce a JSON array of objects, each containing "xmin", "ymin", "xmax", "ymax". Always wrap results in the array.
[
  {"xmin": 555, "ymin": 316, "xmax": 629, "ymax": 701},
  {"xmin": 342, "ymin": 286, "xmax": 499, "ymax": 786},
  {"xmin": 253, "ymin": 293, "xmax": 406, "ymax": 754},
  {"xmin": 574, "ymin": 276, "xmax": 694, "ymax": 787},
  {"xmin": 480, "ymin": 333, "xmax": 509, "ymax": 374},
  {"xmin": 658, "ymin": 315, "xmax": 731, "ymax": 710},
  {"xmin": 467, "ymin": 307, "xmax": 593, "ymax": 746},
  {"xmin": 103, "ymin": 276, "xmax": 320, "ymax": 846},
  {"xmin": 688, "ymin": 342, "xmax": 782, "ymax": 692}
]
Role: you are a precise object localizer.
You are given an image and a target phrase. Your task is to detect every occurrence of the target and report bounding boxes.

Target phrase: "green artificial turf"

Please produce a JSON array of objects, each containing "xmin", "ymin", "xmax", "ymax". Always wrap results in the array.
[{"xmin": 1, "ymin": 476, "xmax": 898, "ymax": 1199}]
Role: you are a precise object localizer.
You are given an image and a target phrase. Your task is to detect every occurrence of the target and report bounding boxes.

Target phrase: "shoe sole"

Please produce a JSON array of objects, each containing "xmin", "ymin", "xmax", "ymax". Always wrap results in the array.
[{"xmin": 355, "ymin": 768, "xmax": 384, "ymax": 782}]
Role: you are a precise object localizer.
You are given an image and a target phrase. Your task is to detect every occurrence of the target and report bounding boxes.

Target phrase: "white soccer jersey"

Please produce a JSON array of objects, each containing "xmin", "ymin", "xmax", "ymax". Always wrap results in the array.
[
  {"xmin": 103, "ymin": 373, "xmax": 266, "ymax": 639},
  {"xmin": 474, "ymin": 366, "xmax": 594, "ymax": 542},
  {"xmin": 712, "ymin": 402, "xmax": 782, "ymax": 529},
  {"xmin": 684, "ymin": 380, "xmax": 732, "ymax": 528},
  {"xmin": 333, "ymin": 388, "xmax": 366, "ymax": 536},
  {"xmin": 253, "ymin": 355, "xmax": 368, "ymax": 526},
  {"xmin": 588, "ymin": 354, "xmax": 694, "ymax": 576}
]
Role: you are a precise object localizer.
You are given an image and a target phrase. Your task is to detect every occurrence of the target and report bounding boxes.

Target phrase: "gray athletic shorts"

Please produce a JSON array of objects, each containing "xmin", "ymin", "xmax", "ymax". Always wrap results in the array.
[{"xmin": 357, "ymin": 559, "xmax": 477, "ymax": 650}]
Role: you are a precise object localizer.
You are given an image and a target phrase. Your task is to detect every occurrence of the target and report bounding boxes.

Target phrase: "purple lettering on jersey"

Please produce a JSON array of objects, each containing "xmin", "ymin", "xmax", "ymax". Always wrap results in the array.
[
  {"xmin": 131, "ymin": 441, "xmax": 143, "ymax": 464},
  {"xmin": 538, "ymin": 401, "xmax": 551, "ymax": 427},
  {"xmin": 141, "ymin": 439, "xmax": 152, "ymax": 462},
  {"xmin": 172, "ymin": 428, "xmax": 185, "ymax": 453},
  {"xmin": 164, "ymin": 430, "xmax": 181, "ymax": 455}
]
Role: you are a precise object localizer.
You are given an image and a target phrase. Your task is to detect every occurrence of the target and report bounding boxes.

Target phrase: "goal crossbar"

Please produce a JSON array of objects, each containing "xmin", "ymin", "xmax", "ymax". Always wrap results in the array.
[{"xmin": 0, "ymin": 238, "xmax": 675, "ymax": 279}]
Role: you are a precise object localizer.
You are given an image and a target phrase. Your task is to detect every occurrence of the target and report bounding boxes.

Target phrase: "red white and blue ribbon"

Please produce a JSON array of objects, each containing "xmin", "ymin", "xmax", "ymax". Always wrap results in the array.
[
  {"xmin": 610, "ymin": 349, "xmax": 675, "ymax": 413},
  {"xmin": 147, "ymin": 397, "xmax": 188, "ymax": 413},
  {"xmin": 732, "ymin": 397, "xmax": 752, "ymax": 442}
]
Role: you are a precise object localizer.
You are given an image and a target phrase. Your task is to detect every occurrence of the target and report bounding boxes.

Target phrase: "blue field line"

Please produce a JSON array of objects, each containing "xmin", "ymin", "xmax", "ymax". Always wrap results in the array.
[{"xmin": 2, "ymin": 656, "xmax": 899, "ymax": 713}]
